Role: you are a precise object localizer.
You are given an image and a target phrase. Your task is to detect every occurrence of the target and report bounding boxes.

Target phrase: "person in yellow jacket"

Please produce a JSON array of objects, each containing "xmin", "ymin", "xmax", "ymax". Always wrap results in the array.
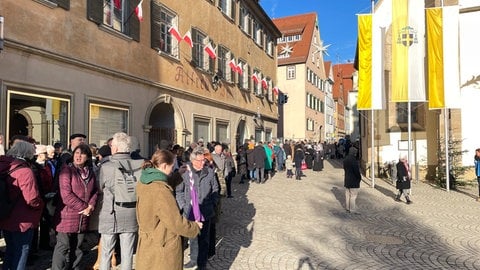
[{"xmin": 136, "ymin": 149, "xmax": 202, "ymax": 270}]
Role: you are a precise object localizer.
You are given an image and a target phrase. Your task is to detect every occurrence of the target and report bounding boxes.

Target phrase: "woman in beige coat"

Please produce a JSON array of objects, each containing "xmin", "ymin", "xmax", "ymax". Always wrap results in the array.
[{"xmin": 136, "ymin": 149, "xmax": 202, "ymax": 270}]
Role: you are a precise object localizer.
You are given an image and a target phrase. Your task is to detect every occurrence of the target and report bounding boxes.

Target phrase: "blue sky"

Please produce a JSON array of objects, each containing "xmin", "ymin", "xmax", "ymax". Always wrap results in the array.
[{"xmin": 259, "ymin": 0, "xmax": 375, "ymax": 64}]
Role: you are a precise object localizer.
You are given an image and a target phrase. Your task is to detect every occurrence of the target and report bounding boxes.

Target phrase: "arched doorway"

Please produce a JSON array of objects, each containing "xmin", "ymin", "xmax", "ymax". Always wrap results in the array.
[
  {"xmin": 148, "ymin": 103, "xmax": 176, "ymax": 157},
  {"xmin": 235, "ymin": 119, "xmax": 247, "ymax": 149},
  {"xmin": 9, "ymin": 112, "xmax": 29, "ymax": 138}
]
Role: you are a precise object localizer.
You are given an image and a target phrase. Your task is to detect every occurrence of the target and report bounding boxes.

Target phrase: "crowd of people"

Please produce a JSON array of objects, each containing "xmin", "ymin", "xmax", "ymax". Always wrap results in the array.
[{"xmin": 0, "ymin": 130, "xmax": 361, "ymax": 270}]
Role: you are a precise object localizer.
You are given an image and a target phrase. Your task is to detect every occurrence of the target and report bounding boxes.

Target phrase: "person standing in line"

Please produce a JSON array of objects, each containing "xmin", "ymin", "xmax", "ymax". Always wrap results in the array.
[
  {"xmin": 474, "ymin": 148, "xmax": 480, "ymax": 201},
  {"xmin": 97, "ymin": 132, "xmax": 144, "ymax": 270},
  {"xmin": 246, "ymin": 140, "xmax": 256, "ymax": 182},
  {"xmin": 343, "ymin": 147, "xmax": 361, "ymax": 213},
  {"xmin": 211, "ymin": 144, "xmax": 227, "ymax": 197},
  {"xmin": 136, "ymin": 149, "xmax": 202, "ymax": 270},
  {"xmin": 285, "ymin": 155, "xmax": 294, "ymax": 178},
  {"xmin": 293, "ymin": 144, "xmax": 305, "ymax": 180},
  {"xmin": 51, "ymin": 144, "xmax": 98, "ymax": 270},
  {"xmin": 236, "ymin": 145, "xmax": 248, "ymax": 184},
  {"xmin": 0, "ymin": 141, "xmax": 44, "ymax": 270},
  {"xmin": 253, "ymin": 142, "xmax": 267, "ymax": 183},
  {"xmin": 176, "ymin": 147, "xmax": 219, "ymax": 270},
  {"xmin": 395, "ymin": 155, "xmax": 413, "ymax": 204}
]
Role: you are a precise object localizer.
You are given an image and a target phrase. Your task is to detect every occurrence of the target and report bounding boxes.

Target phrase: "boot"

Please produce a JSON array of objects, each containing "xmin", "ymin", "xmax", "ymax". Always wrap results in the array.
[
  {"xmin": 395, "ymin": 194, "xmax": 401, "ymax": 202},
  {"xmin": 406, "ymin": 196, "xmax": 412, "ymax": 204}
]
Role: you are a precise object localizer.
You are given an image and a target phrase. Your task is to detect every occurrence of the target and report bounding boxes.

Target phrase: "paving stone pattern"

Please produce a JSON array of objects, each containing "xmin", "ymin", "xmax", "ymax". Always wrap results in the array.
[{"xmin": 2, "ymin": 159, "xmax": 480, "ymax": 269}]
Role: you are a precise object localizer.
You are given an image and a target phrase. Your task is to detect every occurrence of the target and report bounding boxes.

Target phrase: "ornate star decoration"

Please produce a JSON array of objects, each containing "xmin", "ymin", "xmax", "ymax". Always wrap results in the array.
[
  {"xmin": 280, "ymin": 43, "xmax": 293, "ymax": 56},
  {"xmin": 313, "ymin": 40, "xmax": 331, "ymax": 56}
]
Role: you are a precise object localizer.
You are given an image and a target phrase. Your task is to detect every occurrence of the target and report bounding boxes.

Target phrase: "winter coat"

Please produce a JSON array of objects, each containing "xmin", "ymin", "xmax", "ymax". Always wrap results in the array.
[
  {"xmin": 396, "ymin": 160, "xmax": 411, "ymax": 190},
  {"xmin": 294, "ymin": 148, "xmax": 305, "ymax": 168},
  {"xmin": 253, "ymin": 145, "xmax": 266, "ymax": 169},
  {"xmin": 98, "ymin": 153, "xmax": 144, "ymax": 234},
  {"xmin": 0, "ymin": 156, "xmax": 43, "ymax": 232},
  {"xmin": 343, "ymin": 153, "xmax": 361, "ymax": 188},
  {"xmin": 263, "ymin": 145, "xmax": 273, "ymax": 170},
  {"xmin": 54, "ymin": 164, "xmax": 98, "ymax": 233},
  {"xmin": 136, "ymin": 168, "xmax": 199, "ymax": 270},
  {"xmin": 246, "ymin": 147, "xmax": 255, "ymax": 171},
  {"xmin": 176, "ymin": 163, "xmax": 219, "ymax": 221}
]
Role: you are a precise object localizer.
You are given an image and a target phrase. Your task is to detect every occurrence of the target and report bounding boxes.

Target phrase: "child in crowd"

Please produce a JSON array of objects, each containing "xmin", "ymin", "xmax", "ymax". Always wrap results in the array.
[{"xmin": 285, "ymin": 155, "xmax": 294, "ymax": 178}]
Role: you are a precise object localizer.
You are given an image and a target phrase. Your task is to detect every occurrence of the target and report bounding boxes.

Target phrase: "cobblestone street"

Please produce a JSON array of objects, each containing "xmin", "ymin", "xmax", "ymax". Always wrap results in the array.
[{"xmin": 2, "ymin": 159, "xmax": 480, "ymax": 269}]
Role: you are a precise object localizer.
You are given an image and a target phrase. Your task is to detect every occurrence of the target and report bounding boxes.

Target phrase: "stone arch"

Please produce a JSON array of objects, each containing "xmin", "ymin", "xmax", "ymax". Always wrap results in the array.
[{"xmin": 144, "ymin": 94, "xmax": 187, "ymax": 156}]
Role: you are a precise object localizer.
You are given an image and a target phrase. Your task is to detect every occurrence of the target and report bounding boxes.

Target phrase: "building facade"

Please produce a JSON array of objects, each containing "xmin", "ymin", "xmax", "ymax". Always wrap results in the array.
[
  {"xmin": 0, "ymin": 0, "xmax": 281, "ymax": 155},
  {"xmin": 358, "ymin": 0, "xmax": 480, "ymax": 182},
  {"xmin": 273, "ymin": 13, "xmax": 327, "ymax": 142}
]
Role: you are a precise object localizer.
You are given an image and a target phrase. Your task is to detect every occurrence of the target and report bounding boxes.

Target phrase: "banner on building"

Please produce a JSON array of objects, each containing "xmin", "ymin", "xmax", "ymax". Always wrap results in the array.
[
  {"xmin": 426, "ymin": 6, "xmax": 461, "ymax": 109},
  {"xmin": 391, "ymin": 0, "xmax": 426, "ymax": 102}
]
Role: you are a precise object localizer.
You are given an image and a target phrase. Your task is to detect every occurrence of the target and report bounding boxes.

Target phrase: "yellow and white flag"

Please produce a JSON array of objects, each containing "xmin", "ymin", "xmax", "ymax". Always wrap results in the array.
[
  {"xmin": 391, "ymin": 0, "xmax": 426, "ymax": 102},
  {"xmin": 426, "ymin": 6, "xmax": 460, "ymax": 109},
  {"xmin": 357, "ymin": 0, "xmax": 390, "ymax": 110}
]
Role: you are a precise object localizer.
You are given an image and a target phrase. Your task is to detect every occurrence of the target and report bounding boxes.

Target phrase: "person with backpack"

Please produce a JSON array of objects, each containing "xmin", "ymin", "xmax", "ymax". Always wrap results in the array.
[
  {"xmin": 0, "ymin": 141, "xmax": 44, "ymax": 270},
  {"xmin": 51, "ymin": 144, "xmax": 98, "ymax": 270},
  {"xmin": 97, "ymin": 132, "xmax": 144, "ymax": 270}
]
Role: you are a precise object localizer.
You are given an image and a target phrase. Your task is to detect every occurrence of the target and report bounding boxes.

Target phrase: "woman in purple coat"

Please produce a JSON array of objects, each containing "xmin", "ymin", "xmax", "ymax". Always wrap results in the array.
[{"xmin": 52, "ymin": 144, "xmax": 98, "ymax": 270}]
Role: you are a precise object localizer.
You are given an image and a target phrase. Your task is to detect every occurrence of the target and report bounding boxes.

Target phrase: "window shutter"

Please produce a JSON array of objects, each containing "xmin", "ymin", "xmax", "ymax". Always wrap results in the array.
[
  {"xmin": 151, "ymin": 1, "xmax": 161, "ymax": 49},
  {"xmin": 56, "ymin": 0, "xmax": 70, "ymax": 10},
  {"xmin": 129, "ymin": 0, "xmax": 140, "ymax": 42},
  {"xmin": 87, "ymin": 0, "xmax": 103, "ymax": 25},
  {"xmin": 231, "ymin": 0, "xmax": 236, "ymax": 21}
]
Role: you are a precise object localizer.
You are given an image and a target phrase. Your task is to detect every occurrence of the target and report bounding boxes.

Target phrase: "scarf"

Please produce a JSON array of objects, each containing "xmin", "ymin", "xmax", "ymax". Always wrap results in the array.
[
  {"xmin": 187, "ymin": 165, "xmax": 204, "ymax": 222},
  {"xmin": 140, "ymin": 167, "xmax": 168, "ymax": 184}
]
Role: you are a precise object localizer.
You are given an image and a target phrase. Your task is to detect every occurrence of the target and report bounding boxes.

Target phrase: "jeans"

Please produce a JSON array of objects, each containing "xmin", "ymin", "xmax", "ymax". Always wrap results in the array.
[
  {"xmin": 51, "ymin": 232, "xmax": 85, "ymax": 270},
  {"xmin": 225, "ymin": 174, "xmax": 233, "ymax": 196},
  {"xmin": 189, "ymin": 219, "xmax": 211, "ymax": 268},
  {"xmin": 2, "ymin": 228, "xmax": 33, "ymax": 270},
  {"xmin": 249, "ymin": 169, "xmax": 256, "ymax": 180},
  {"xmin": 345, "ymin": 188, "xmax": 359, "ymax": 212},
  {"xmin": 100, "ymin": 232, "xmax": 136, "ymax": 270},
  {"xmin": 255, "ymin": 168, "xmax": 264, "ymax": 182}
]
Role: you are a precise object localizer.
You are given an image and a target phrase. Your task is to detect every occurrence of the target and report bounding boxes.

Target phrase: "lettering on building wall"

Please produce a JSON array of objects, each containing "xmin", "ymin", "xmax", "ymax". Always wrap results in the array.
[{"xmin": 175, "ymin": 66, "xmax": 210, "ymax": 91}]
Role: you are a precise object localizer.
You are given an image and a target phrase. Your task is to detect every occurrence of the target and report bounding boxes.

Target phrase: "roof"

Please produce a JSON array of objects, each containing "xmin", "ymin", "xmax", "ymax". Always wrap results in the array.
[
  {"xmin": 273, "ymin": 13, "xmax": 318, "ymax": 66},
  {"xmin": 332, "ymin": 63, "xmax": 356, "ymax": 101}
]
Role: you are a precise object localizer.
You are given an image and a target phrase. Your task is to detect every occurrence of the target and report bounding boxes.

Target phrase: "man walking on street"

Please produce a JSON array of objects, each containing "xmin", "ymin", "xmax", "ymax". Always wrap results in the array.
[{"xmin": 343, "ymin": 147, "xmax": 361, "ymax": 213}]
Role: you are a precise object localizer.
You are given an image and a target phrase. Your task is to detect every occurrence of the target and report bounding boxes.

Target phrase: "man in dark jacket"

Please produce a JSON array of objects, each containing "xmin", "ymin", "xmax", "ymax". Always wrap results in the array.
[{"xmin": 343, "ymin": 147, "xmax": 361, "ymax": 213}]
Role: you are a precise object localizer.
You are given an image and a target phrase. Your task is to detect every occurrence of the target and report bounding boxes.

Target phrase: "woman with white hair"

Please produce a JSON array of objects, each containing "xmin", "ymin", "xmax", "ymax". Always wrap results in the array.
[
  {"xmin": 0, "ymin": 141, "xmax": 44, "ymax": 270},
  {"xmin": 395, "ymin": 155, "xmax": 413, "ymax": 204}
]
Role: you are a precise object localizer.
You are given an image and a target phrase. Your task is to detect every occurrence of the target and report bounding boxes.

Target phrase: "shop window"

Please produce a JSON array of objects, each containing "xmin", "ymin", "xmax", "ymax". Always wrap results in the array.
[
  {"xmin": 216, "ymin": 121, "xmax": 229, "ymax": 143},
  {"xmin": 89, "ymin": 103, "xmax": 129, "ymax": 146},
  {"xmin": 254, "ymin": 129, "xmax": 263, "ymax": 142},
  {"xmin": 7, "ymin": 90, "xmax": 70, "ymax": 147},
  {"xmin": 194, "ymin": 117, "xmax": 211, "ymax": 143}
]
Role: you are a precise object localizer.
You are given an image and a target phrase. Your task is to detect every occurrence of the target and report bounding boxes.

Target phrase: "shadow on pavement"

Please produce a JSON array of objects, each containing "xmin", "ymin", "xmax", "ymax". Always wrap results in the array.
[{"xmin": 210, "ymin": 174, "xmax": 255, "ymax": 269}]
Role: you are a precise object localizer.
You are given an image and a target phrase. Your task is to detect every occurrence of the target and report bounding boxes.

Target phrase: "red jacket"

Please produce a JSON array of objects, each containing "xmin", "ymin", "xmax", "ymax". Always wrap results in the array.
[
  {"xmin": 54, "ymin": 164, "xmax": 98, "ymax": 233},
  {"xmin": 0, "ymin": 156, "xmax": 44, "ymax": 232}
]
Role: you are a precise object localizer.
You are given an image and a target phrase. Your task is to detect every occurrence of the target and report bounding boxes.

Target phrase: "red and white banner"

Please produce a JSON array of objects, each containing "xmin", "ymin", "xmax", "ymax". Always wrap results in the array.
[
  {"xmin": 204, "ymin": 42, "xmax": 216, "ymax": 59},
  {"xmin": 168, "ymin": 26, "xmax": 183, "ymax": 42},
  {"xmin": 183, "ymin": 31, "xmax": 193, "ymax": 48},
  {"xmin": 135, "ymin": 0, "xmax": 143, "ymax": 22}
]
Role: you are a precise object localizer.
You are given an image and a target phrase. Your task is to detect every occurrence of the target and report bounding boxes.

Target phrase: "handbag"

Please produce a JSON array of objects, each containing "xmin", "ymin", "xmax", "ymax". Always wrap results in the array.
[{"xmin": 301, "ymin": 160, "xmax": 307, "ymax": 170}]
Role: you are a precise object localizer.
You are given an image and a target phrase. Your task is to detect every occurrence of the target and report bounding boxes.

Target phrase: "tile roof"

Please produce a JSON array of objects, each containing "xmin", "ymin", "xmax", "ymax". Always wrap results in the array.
[{"xmin": 273, "ymin": 13, "xmax": 318, "ymax": 66}]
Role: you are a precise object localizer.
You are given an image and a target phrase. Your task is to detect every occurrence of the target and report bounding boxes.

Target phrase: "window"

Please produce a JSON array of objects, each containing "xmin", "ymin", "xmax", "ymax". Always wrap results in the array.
[
  {"xmin": 395, "ymin": 102, "xmax": 425, "ymax": 130},
  {"xmin": 239, "ymin": 5, "xmax": 252, "ymax": 36},
  {"xmin": 253, "ymin": 69, "xmax": 262, "ymax": 96},
  {"xmin": 151, "ymin": 4, "xmax": 178, "ymax": 57},
  {"xmin": 254, "ymin": 129, "xmax": 263, "ymax": 142},
  {"xmin": 266, "ymin": 78, "xmax": 274, "ymax": 103},
  {"xmin": 307, "ymin": 119, "xmax": 314, "ymax": 131},
  {"xmin": 7, "ymin": 90, "xmax": 70, "ymax": 147},
  {"xmin": 217, "ymin": 46, "xmax": 229, "ymax": 82},
  {"xmin": 194, "ymin": 117, "xmax": 211, "ymax": 143},
  {"xmin": 237, "ymin": 60, "xmax": 249, "ymax": 91},
  {"xmin": 287, "ymin": 66, "xmax": 296, "ymax": 80},
  {"xmin": 89, "ymin": 103, "xmax": 129, "ymax": 146},
  {"xmin": 254, "ymin": 21, "xmax": 263, "ymax": 46},
  {"xmin": 215, "ymin": 121, "xmax": 229, "ymax": 143},
  {"xmin": 192, "ymin": 28, "xmax": 213, "ymax": 72},
  {"xmin": 219, "ymin": 0, "xmax": 235, "ymax": 20},
  {"xmin": 265, "ymin": 129, "xmax": 272, "ymax": 142},
  {"xmin": 87, "ymin": 0, "xmax": 140, "ymax": 41},
  {"xmin": 265, "ymin": 36, "xmax": 274, "ymax": 56}
]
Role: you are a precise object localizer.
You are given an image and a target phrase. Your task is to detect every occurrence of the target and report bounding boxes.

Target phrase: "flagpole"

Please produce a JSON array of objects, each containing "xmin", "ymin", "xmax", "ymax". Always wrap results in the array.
[
  {"xmin": 440, "ymin": 0, "xmax": 450, "ymax": 192},
  {"xmin": 368, "ymin": 0, "xmax": 375, "ymax": 188},
  {"xmin": 408, "ymin": 100, "xmax": 412, "ymax": 195}
]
